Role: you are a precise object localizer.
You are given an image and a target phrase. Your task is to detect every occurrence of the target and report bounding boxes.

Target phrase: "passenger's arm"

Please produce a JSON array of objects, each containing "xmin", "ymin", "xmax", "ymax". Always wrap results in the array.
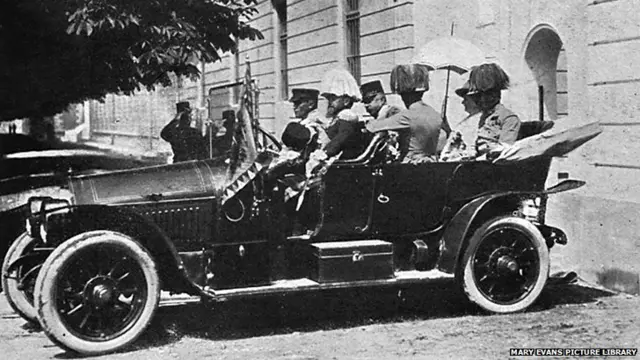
[
  {"xmin": 365, "ymin": 111, "xmax": 410, "ymax": 133},
  {"xmin": 160, "ymin": 119, "xmax": 179, "ymax": 142}
]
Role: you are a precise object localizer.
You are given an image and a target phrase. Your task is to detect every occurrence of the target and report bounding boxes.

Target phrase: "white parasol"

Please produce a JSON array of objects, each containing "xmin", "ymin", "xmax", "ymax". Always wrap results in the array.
[
  {"xmin": 412, "ymin": 36, "xmax": 486, "ymax": 75},
  {"xmin": 412, "ymin": 27, "xmax": 486, "ymax": 133}
]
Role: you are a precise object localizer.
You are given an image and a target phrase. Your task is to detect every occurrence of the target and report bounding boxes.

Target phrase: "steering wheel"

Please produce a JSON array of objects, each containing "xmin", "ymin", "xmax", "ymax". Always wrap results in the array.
[{"xmin": 257, "ymin": 126, "xmax": 283, "ymax": 152}]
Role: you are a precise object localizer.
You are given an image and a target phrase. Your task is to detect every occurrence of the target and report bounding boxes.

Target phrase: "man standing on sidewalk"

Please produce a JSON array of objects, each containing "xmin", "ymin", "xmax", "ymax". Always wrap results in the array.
[{"xmin": 161, "ymin": 101, "xmax": 207, "ymax": 162}]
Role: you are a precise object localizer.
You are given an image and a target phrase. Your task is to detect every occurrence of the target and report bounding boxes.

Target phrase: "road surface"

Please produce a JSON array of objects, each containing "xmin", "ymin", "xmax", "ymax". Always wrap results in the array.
[{"xmin": 0, "ymin": 278, "xmax": 638, "ymax": 359}]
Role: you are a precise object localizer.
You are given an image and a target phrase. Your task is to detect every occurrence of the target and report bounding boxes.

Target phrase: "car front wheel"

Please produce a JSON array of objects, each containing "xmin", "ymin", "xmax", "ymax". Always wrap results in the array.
[
  {"xmin": 34, "ymin": 230, "xmax": 160, "ymax": 355},
  {"xmin": 459, "ymin": 216, "xmax": 549, "ymax": 314}
]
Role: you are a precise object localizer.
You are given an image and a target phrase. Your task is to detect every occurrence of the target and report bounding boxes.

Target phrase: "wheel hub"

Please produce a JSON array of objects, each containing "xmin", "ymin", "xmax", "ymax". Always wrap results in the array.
[
  {"xmin": 84, "ymin": 277, "xmax": 116, "ymax": 308},
  {"xmin": 496, "ymin": 255, "xmax": 519, "ymax": 274}
]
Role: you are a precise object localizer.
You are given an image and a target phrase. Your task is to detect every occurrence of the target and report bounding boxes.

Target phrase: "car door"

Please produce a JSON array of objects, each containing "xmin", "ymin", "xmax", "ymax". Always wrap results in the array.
[
  {"xmin": 371, "ymin": 162, "xmax": 456, "ymax": 235},
  {"xmin": 315, "ymin": 164, "xmax": 377, "ymax": 239}
]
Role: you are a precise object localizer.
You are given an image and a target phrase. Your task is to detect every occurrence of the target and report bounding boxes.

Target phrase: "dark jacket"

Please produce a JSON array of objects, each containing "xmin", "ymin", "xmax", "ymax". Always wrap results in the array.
[
  {"xmin": 323, "ymin": 109, "xmax": 361, "ymax": 158},
  {"xmin": 161, "ymin": 120, "xmax": 207, "ymax": 162}
]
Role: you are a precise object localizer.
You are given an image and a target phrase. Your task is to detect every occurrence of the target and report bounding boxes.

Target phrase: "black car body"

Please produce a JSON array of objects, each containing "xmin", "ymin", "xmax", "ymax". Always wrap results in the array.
[
  {"xmin": 0, "ymin": 143, "xmax": 164, "ymax": 271},
  {"xmin": 5, "ymin": 123, "xmax": 585, "ymax": 355}
]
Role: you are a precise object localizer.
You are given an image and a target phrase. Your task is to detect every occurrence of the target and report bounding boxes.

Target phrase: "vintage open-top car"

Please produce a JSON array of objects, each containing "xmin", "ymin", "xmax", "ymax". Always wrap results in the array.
[{"xmin": 2, "ymin": 121, "xmax": 593, "ymax": 355}]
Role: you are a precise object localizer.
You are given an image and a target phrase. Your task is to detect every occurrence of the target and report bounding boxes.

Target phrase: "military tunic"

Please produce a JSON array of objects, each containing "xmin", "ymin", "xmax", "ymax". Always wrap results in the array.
[
  {"xmin": 365, "ymin": 101, "xmax": 442, "ymax": 163},
  {"xmin": 323, "ymin": 109, "xmax": 359, "ymax": 158},
  {"xmin": 476, "ymin": 104, "xmax": 521, "ymax": 153}
]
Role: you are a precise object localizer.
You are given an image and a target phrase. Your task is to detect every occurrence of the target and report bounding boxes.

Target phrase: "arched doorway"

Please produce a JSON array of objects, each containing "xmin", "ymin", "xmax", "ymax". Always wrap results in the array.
[{"xmin": 524, "ymin": 25, "xmax": 565, "ymax": 121}]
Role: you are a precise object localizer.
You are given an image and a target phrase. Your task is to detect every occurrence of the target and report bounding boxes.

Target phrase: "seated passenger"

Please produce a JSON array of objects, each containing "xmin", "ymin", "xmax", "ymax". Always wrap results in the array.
[
  {"xmin": 466, "ymin": 63, "xmax": 521, "ymax": 156},
  {"xmin": 365, "ymin": 64, "xmax": 443, "ymax": 164},
  {"xmin": 440, "ymin": 81, "xmax": 482, "ymax": 162},
  {"xmin": 361, "ymin": 80, "xmax": 403, "ymax": 161},
  {"xmin": 289, "ymin": 87, "xmax": 330, "ymax": 143},
  {"xmin": 361, "ymin": 80, "xmax": 402, "ymax": 120},
  {"xmin": 321, "ymin": 92, "xmax": 362, "ymax": 159}
]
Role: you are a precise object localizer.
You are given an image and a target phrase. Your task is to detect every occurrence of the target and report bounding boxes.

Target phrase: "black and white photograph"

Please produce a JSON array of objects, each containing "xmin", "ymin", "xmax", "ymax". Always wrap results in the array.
[{"xmin": 0, "ymin": 0, "xmax": 638, "ymax": 359}]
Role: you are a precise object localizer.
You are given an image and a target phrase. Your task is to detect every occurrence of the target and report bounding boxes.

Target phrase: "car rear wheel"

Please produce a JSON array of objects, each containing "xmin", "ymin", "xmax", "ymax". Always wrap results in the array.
[
  {"xmin": 34, "ymin": 231, "xmax": 160, "ymax": 355},
  {"xmin": 2, "ymin": 232, "xmax": 42, "ymax": 322},
  {"xmin": 459, "ymin": 216, "xmax": 549, "ymax": 313}
]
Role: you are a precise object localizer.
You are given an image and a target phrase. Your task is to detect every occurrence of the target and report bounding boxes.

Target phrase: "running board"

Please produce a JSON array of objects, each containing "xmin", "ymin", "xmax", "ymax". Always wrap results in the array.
[{"xmin": 160, "ymin": 270, "xmax": 454, "ymax": 306}]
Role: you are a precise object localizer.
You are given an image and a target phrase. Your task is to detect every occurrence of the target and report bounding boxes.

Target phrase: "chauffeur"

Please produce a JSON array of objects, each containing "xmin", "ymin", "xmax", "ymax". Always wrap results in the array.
[
  {"xmin": 289, "ymin": 88, "xmax": 322, "ymax": 124},
  {"xmin": 365, "ymin": 64, "xmax": 443, "ymax": 163}
]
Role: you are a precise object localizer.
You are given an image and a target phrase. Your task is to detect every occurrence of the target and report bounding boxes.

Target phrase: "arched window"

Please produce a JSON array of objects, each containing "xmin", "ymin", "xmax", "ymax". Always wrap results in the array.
[{"xmin": 524, "ymin": 26, "xmax": 564, "ymax": 120}]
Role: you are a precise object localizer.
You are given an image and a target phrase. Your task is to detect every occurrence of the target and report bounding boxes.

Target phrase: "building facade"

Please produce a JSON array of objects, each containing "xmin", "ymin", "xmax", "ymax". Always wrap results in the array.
[{"xmin": 87, "ymin": 0, "xmax": 639, "ymax": 293}]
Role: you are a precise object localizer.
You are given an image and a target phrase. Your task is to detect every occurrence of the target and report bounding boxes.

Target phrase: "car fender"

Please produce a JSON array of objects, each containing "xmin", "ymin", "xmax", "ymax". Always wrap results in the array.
[
  {"xmin": 436, "ymin": 192, "xmax": 524, "ymax": 274},
  {"xmin": 45, "ymin": 204, "xmax": 204, "ymax": 296}
]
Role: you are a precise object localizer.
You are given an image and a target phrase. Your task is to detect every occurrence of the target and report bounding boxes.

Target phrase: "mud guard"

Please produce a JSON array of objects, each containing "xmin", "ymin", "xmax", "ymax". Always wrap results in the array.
[
  {"xmin": 45, "ymin": 204, "xmax": 205, "ymax": 296},
  {"xmin": 6, "ymin": 249, "xmax": 50, "ymax": 274},
  {"xmin": 436, "ymin": 192, "xmax": 522, "ymax": 274}
]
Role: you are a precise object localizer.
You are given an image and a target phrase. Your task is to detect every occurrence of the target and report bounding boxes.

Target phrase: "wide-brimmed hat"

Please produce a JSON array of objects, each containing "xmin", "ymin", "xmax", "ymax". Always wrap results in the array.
[
  {"xmin": 176, "ymin": 101, "xmax": 192, "ymax": 113},
  {"xmin": 289, "ymin": 88, "xmax": 320, "ymax": 103},
  {"xmin": 390, "ymin": 64, "xmax": 430, "ymax": 93},
  {"xmin": 360, "ymin": 80, "xmax": 385, "ymax": 104}
]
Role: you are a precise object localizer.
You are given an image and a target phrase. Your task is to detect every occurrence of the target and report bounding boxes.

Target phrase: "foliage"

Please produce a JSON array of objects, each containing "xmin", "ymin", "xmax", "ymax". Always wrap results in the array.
[{"xmin": 0, "ymin": 0, "xmax": 263, "ymax": 121}]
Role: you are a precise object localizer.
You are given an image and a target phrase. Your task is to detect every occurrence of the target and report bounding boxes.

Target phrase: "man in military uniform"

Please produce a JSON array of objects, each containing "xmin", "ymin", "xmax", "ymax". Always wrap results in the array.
[
  {"xmin": 360, "ymin": 80, "xmax": 401, "ymax": 120},
  {"xmin": 289, "ymin": 88, "xmax": 322, "ymax": 125},
  {"xmin": 365, "ymin": 64, "xmax": 443, "ymax": 163},
  {"xmin": 466, "ymin": 63, "xmax": 521, "ymax": 156},
  {"xmin": 281, "ymin": 88, "xmax": 323, "ymax": 152},
  {"xmin": 161, "ymin": 101, "xmax": 207, "ymax": 162}
]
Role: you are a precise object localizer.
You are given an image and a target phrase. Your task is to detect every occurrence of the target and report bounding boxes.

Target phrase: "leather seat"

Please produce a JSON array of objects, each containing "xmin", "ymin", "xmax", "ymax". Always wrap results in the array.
[{"xmin": 517, "ymin": 121, "xmax": 554, "ymax": 140}]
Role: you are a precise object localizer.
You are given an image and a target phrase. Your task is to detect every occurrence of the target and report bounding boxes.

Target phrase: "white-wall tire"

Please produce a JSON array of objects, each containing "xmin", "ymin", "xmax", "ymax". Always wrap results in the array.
[
  {"xmin": 2, "ymin": 232, "xmax": 39, "ymax": 322},
  {"xmin": 34, "ymin": 230, "xmax": 160, "ymax": 355},
  {"xmin": 459, "ymin": 217, "xmax": 549, "ymax": 314}
]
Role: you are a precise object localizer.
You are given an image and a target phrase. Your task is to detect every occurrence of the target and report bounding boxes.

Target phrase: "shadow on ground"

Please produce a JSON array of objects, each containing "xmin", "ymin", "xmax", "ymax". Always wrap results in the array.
[{"xmin": 127, "ymin": 279, "xmax": 616, "ymax": 352}]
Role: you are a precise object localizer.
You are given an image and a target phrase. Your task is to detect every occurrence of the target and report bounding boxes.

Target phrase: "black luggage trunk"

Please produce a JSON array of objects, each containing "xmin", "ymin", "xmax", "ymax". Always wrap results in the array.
[{"xmin": 310, "ymin": 240, "xmax": 394, "ymax": 283}]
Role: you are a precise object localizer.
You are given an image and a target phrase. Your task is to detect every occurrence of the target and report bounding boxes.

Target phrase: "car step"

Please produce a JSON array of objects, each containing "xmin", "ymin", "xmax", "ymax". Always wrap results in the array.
[{"xmin": 159, "ymin": 269, "xmax": 454, "ymax": 306}]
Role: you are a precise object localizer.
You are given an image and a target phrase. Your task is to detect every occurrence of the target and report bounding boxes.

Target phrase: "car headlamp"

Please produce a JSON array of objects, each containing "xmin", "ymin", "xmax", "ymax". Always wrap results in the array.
[
  {"xmin": 25, "ymin": 217, "xmax": 33, "ymax": 237},
  {"xmin": 39, "ymin": 222, "xmax": 48, "ymax": 243},
  {"xmin": 25, "ymin": 197, "xmax": 71, "ymax": 242},
  {"xmin": 29, "ymin": 196, "xmax": 52, "ymax": 214},
  {"xmin": 42, "ymin": 199, "xmax": 71, "ymax": 213}
]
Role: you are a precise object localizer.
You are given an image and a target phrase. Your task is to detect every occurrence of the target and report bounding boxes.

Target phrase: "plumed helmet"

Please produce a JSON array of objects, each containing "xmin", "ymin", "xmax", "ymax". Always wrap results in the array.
[
  {"xmin": 390, "ymin": 64, "xmax": 430, "ymax": 93},
  {"xmin": 320, "ymin": 68, "xmax": 362, "ymax": 100},
  {"xmin": 467, "ymin": 63, "xmax": 510, "ymax": 95}
]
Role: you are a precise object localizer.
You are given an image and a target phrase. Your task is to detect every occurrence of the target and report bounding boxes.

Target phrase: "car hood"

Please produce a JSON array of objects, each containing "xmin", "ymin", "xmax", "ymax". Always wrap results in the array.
[{"xmin": 69, "ymin": 153, "xmax": 274, "ymax": 206}]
